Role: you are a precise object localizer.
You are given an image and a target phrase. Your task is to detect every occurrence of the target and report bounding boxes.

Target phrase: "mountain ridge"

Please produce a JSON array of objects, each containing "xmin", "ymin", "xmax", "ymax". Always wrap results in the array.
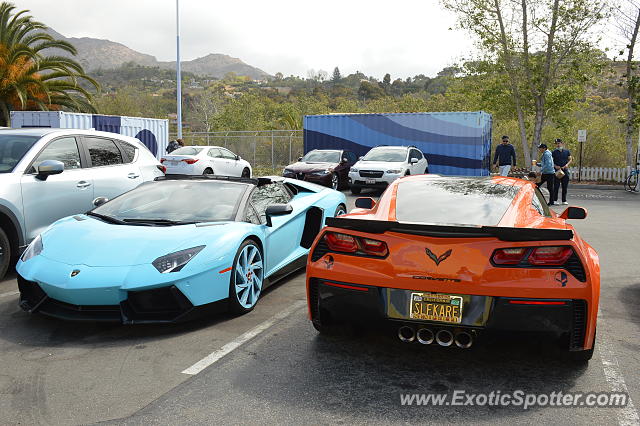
[{"xmin": 45, "ymin": 28, "xmax": 271, "ymax": 79}]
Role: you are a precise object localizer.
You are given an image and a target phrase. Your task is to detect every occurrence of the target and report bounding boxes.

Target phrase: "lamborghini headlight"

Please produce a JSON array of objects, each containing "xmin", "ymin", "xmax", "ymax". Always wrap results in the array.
[
  {"xmin": 21, "ymin": 234, "xmax": 43, "ymax": 262},
  {"xmin": 152, "ymin": 245, "xmax": 205, "ymax": 273}
]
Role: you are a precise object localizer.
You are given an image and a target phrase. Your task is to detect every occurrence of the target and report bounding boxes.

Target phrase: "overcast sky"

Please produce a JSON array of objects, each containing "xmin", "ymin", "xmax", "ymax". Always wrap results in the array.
[{"xmin": 14, "ymin": 0, "xmax": 474, "ymax": 79}]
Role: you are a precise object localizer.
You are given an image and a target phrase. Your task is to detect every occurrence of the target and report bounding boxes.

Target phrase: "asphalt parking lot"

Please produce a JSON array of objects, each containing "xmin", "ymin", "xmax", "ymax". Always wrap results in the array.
[{"xmin": 1, "ymin": 186, "xmax": 639, "ymax": 425}]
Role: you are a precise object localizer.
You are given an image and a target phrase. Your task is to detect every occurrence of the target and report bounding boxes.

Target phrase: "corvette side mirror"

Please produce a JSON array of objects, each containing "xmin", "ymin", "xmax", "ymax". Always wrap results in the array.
[
  {"xmin": 265, "ymin": 204, "xmax": 293, "ymax": 226},
  {"xmin": 355, "ymin": 197, "xmax": 376, "ymax": 209},
  {"xmin": 559, "ymin": 206, "xmax": 587, "ymax": 220}
]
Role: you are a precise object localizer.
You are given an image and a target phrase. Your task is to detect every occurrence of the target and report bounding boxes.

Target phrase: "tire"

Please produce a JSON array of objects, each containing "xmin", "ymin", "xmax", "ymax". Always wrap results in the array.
[
  {"xmin": 203, "ymin": 168, "xmax": 214, "ymax": 175},
  {"xmin": 335, "ymin": 204, "xmax": 347, "ymax": 217},
  {"xmin": 0, "ymin": 227, "xmax": 10, "ymax": 280},
  {"xmin": 241, "ymin": 167, "xmax": 251, "ymax": 178},
  {"xmin": 330, "ymin": 173, "xmax": 339, "ymax": 190},
  {"xmin": 350, "ymin": 185, "xmax": 361, "ymax": 195},
  {"xmin": 625, "ymin": 172, "xmax": 638, "ymax": 192},
  {"xmin": 424, "ymin": 167, "xmax": 429, "ymax": 174},
  {"xmin": 405, "ymin": 170, "xmax": 410, "ymax": 176},
  {"xmin": 228, "ymin": 240, "xmax": 264, "ymax": 314}
]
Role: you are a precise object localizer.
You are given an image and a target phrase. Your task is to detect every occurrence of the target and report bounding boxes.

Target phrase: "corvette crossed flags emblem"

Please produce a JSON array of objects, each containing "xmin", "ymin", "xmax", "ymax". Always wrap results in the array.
[{"xmin": 425, "ymin": 248, "xmax": 452, "ymax": 266}]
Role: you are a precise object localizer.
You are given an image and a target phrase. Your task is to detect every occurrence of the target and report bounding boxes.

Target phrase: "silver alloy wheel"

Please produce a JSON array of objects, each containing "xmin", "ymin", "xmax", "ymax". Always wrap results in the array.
[
  {"xmin": 234, "ymin": 243, "xmax": 264, "ymax": 309},
  {"xmin": 331, "ymin": 173, "xmax": 339, "ymax": 190}
]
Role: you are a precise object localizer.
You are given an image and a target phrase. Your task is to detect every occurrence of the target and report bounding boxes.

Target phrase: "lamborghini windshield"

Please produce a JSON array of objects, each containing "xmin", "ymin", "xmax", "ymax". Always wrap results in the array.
[{"xmin": 92, "ymin": 180, "xmax": 248, "ymax": 224}]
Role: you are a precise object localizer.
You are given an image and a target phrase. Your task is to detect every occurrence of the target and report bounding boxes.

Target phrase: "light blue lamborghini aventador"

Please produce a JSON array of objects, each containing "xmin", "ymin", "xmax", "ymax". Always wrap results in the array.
[{"xmin": 16, "ymin": 176, "xmax": 346, "ymax": 323}]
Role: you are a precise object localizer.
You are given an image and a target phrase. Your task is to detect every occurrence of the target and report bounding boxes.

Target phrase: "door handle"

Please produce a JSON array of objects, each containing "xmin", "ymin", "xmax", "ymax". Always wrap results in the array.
[
  {"xmin": 77, "ymin": 181, "xmax": 91, "ymax": 188},
  {"xmin": 127, "ymin": 173, "xmax": 140, "ymax": 179}
]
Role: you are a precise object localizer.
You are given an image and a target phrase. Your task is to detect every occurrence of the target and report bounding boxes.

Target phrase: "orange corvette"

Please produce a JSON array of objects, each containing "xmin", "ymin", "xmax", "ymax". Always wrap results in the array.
[{"xmin": 306, "ymin": 175, "xmax": 600, "ymax": 361}]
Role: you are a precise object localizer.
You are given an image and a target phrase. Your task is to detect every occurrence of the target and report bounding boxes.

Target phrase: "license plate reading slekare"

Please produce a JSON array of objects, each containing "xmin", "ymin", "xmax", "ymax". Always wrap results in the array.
[{"xmin": 410, "ymin": 293, "xmax": 463, "ymax": 324}]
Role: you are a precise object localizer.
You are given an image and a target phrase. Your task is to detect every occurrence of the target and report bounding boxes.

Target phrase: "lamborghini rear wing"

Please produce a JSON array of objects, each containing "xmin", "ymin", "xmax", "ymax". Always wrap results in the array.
[{"xmin": 324, "ymin": 217, "xmax": 573, "ymax": 242}]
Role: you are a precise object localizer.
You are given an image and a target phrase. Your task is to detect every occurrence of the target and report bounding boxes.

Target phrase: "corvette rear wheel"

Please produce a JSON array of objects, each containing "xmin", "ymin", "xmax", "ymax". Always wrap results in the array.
[{"xmin": 229, "ymin": 240, "xmax": 264, "ymax": 314}]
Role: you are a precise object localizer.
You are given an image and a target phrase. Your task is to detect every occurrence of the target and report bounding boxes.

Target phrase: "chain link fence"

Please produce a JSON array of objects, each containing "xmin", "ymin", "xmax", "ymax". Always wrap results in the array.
[{"xmin": 170, "ymin": 130, "xmax": 304, "ymax": 175}]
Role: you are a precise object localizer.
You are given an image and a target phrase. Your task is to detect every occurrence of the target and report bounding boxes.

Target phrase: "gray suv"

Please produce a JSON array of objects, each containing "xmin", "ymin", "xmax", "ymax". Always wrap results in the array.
[{"xmin": 0, "ymin": 128, "xmax": 165, "ymax": 278}]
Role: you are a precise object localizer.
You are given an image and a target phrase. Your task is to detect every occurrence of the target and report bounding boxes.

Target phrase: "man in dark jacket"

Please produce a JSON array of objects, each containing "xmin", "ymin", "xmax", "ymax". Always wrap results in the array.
[
  {"xmin": 493, "ymin": 135, "xmax": 517, "ymax": 176},
  {"xmin": 166, "ymin": 139, "xmax": 180, "ymax": 153},
  {"xmin": 552, "ymin": 138, "xmax": 572, "ymax": 205}
]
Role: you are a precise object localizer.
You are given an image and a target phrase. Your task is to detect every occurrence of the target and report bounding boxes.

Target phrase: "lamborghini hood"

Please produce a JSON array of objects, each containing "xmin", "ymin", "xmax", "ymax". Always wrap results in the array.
[{"xmin": 40, "ymin": 216, "xmax": 231, "ymax": 267}]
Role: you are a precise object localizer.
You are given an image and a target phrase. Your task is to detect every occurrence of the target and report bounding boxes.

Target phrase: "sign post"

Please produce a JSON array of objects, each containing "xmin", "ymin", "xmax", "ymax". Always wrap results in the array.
[{"xmin": 577, "ymin": 129, "xmax": 587, "ymax": 182}]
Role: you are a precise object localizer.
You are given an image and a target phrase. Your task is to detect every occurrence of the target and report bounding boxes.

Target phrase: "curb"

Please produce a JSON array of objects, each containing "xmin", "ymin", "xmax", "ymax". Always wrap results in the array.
[{"xmin": 568, "ymin": 183, "xmax": 625, "ymax": 191}]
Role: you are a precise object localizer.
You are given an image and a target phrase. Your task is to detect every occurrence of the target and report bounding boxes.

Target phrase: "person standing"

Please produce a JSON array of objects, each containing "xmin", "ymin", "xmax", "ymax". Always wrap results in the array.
[
  {"xmin": 493, "ymin": 135, "xmax": 517, "ymax": 176},
  {"xmin": 537, "ymin": 143, "xmax": 556, "ymax": 205},
  {"xmin": 166, "ymin": 139, "xmax": 179, "ymax": 154},
  {"xmin": 552, "ymin": 138, "xmax": 572, "ymax": 205}
]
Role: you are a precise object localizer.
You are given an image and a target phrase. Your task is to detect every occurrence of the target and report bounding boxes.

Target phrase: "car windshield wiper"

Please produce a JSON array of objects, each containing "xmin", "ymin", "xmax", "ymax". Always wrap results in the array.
[
  {"xmin": 121, "ymin": 218, "xmax": 198, "ymax": 226},
  {"xmin": 86, "ymin": 211, "xmax": 126, "ymax": 225}
]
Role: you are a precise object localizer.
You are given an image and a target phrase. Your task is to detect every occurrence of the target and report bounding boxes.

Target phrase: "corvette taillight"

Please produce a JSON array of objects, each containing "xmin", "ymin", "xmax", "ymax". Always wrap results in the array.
[
  {"xmin": 325, "ymin": 232, "xmax": 358, "ymax": 253},
  {"xmin": 528, "ymin": 246, "xmax": 573, "ymax": 265},
  {"xmin": 183, "ymin": 158, "xmax": 199, "ymax": 164},
  {"xmin": 491, "ymin": 246, "xmax": 575, "ymax": 266},
  {"xmin": 323, "ymin": 232, "xmax": 388, "ymax": 257},
  {"xmin": 492, "ymin": 248, "xmax": 527, "ymax": 265}
]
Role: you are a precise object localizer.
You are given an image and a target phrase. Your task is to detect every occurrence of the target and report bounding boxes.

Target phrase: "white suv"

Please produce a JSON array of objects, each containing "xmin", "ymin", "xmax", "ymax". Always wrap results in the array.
[
  {"xmin": 0, "ymin": 128, "xmax": 165, "ymax": 279},
  {"xmin": 348, "ymin": 146, "xmax": 429, "ymax": 194}
]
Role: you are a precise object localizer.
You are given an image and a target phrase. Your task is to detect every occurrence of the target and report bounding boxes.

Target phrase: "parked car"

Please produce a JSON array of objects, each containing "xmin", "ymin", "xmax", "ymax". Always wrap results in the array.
[
  {"xmin": 282, "ymin": 149, "xmax": 357, "ymax": 190},
  {"xmin": 306, "ymin": 175, "xmax": 599, "ymax": 362},
  {"xmin": 17, "ymin": 176, "xmax": 347, "ymax": 323},
  {"xmin": 161, "ymin": 146, "xmax": 252, "ymax": 177},
  {"xmin": 347, "ymin": 145, "xmax": 428, "ymax": 194},
  {"xmin": 0, "ymin": 128, "xmax": 165, "ymax": 279}
]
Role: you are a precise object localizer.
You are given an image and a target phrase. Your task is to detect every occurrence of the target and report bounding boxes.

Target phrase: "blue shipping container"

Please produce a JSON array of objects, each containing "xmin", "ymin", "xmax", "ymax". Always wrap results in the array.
[
  {"xmin": 10, "ymin": 111, "xmax": 169, "ymax": 159},
  {"xmin": 303, "ymin": 111, "xmax": 492, "ymax": 176}
]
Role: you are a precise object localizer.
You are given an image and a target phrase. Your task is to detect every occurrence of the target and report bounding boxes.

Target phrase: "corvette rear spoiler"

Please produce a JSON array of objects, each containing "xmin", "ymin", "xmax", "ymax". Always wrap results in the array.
[{"xmin": 324, "ymin": 217, "xmax": 573, "ymax": 242}]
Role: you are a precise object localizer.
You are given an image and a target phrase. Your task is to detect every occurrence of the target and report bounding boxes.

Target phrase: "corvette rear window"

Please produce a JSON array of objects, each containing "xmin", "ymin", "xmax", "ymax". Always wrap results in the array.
[{"xmin": 395, "ymin": 179, "xmax": 519, "ymax": 226}]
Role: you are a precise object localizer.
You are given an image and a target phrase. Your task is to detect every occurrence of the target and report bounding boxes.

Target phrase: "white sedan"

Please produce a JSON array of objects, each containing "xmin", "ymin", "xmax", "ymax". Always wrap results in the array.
[{"xmin": 161, "ymin": 146, "xmax": 252, "ymax": 177}]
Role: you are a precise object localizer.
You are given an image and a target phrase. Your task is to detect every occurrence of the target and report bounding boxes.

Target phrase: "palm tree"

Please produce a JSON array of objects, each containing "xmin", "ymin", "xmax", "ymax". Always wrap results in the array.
[{"xmin": 0, "ymin": 2, "xmax": 99, "ymax": 126}]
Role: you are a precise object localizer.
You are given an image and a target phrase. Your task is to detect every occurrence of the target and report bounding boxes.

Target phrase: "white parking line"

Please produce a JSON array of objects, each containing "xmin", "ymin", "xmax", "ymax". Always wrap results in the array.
[
  {"xmin": 0, "ymin": 290, "xmax": 19, "ymax": 299},
  {"xmin": 181, "ymin": 300, "xmax": 306, "ymax": 375},
  {"xmin": 598, "ymin": 312, "xmax": 639, "ymax": 426}
]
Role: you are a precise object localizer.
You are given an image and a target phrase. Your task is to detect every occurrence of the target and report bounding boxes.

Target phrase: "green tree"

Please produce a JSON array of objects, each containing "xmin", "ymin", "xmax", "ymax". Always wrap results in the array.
[
  {"xmin": 331, "ymin": 66, "xmax": 342, "ymax": 83},
  {"xmin": 616, "ymin": 0, "xmax": 640, "ymax": 166},
  {"xmin": 442, "ymin": 0, "xmax": 608, "ymax": 164},
  {"xmin": 0, "ymin": 2, "xmax": 99, "ymax": 126}
]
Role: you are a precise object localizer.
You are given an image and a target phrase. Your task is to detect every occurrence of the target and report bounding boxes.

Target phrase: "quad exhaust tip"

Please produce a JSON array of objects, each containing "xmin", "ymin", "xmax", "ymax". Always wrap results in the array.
[
  {"xmin": 454, "ymin": 331, "xmax": 474, "ymax": 349},
  {"xmin": 398, "ymin": 327, "xmax": 474, "ymax": 349},
  {"xmin": 416, "ymin": 328, "xmax": 435, "ymax": 345},
  {"xmin": 435, "ymin": 329, "xmax": 454, "ymax": 347},
  {"xmin": 398, "ymin": 326, "xmax": 415, "ymax": 343}
]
